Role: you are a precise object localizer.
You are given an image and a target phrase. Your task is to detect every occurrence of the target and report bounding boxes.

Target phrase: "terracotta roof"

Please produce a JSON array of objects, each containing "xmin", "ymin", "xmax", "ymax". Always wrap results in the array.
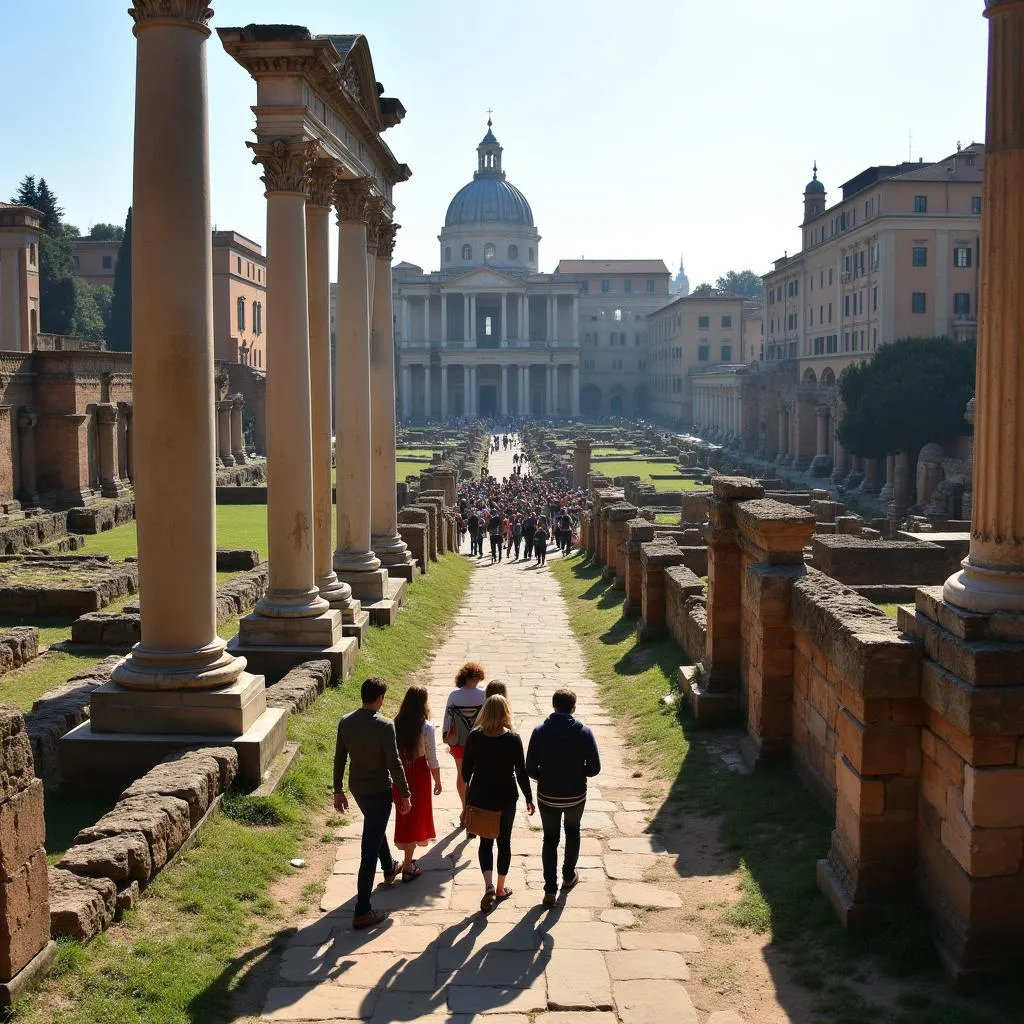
[{"xmin": 555, "ymin": 259, "xmax": 670, "ymax": 275}]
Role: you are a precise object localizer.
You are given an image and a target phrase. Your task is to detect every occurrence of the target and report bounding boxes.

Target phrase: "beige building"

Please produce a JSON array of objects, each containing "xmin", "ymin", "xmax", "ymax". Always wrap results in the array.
[
  {"xmin": 558, "ymin": 259, "xmax": 670, "ymax": 417},
  {"xmin": 0, "ymin": 204, "xmax": 41, "ymax": 352},
  {"xmin": 72, "ymin": 238, "xmax": 121, "ymax": 287}
]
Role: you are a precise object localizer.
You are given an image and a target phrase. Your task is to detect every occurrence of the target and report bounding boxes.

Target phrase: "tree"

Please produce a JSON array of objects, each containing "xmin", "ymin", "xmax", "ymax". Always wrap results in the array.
[
  {"xmin": 837, "ymin": 336, "xmax": 976, "ymax": 460},
  {"xmin": 109, "ymin": 207, "xmax": 132, "ymax": 351},
  {"xmin": 88, "ymin": 223, "xmax": 124, "ymax": 241},
  {"xmin": 690, "ymin": 282, "xmax": 714, "ymax": 297},
  {"xmin": 714, "ymin": 270, "xmax": 762, "ymax": 300}
]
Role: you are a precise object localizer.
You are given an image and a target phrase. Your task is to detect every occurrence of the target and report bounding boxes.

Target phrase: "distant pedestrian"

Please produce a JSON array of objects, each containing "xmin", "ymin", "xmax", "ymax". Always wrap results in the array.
[
  {"xmin": 535, "ymin": 518, "xmax": 549, "ymax": 566},
  {"xmin": 333, "ymin": 677, "xmax": 411, "ymax": 929},
  {"xmin": 526, "ymin": 688, "xmax": 601, "ymax": 907}
]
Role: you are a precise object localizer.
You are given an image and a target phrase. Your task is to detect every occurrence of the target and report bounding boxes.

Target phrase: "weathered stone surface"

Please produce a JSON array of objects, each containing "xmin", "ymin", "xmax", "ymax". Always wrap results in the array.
[
  {"xmin": 610, "ymin": 882, "xmax": 682, "ymax": 908},
  {"xmin": 0, "ymin": 627, "xmax": 38, "ymax": 673},
  {"xmin": 606, "ymin": 949, "xmax": 690, "ymax": 981},
  {"xmin": 0, "ymin": 780, "xmax": 44, "ymax": 879},
  {"xmin": 618, "ymin": 932, "xmax": 702, "ymax": 953},
  {"xmin": 613, "ymin": 979, "xmax": 697, "ymax": 1024},
  {"xmin": 48, "ymin": 867, "xmax": 117, "ymax": 941},
  {"xmin": 545, "ymin": 948, "xmax": 613, "ymax": 1010},
  {"xmin": 266, "ymin": 659, "xmax": 332, "ymax": 714},
  {"xmin": 56, "ymin": 830, "xmax": 153, "ymax": 884},
  {"xmin": 74, "ymin": 795, "xmax": 189, "ymax": 872},
  {"xmin": 163, "ymin": 746, "xmax": 238, "ymax": 794},
  {"xmin": 216, "ymin": 547, "xmax": 260, "ymax": 572},
  {"xmin": 122, "ymin": 768, "xmax": 211, "ymax": 828},
  {"xmin": 0, "ymin": 848, "xmax": 50, "ymax": 980},
  {"xmin": 0, "ymin": 706, "xmax": 34, "ymax": 802}
]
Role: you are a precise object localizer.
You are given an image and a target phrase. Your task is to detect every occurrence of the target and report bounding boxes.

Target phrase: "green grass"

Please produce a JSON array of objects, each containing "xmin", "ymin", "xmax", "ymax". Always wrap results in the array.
[
  {"xmin": 395, "ymin": 448, "xmax": 435, "ymax": 459},
  {"xmin": 13, "ymin": 553, "xmax": 473, "ymax": 1024},
  {"xmin": 877, "ymin": 602, "xmax": 902, "ymax": 619},
  {"xmin": 0, "ymin": 650, "xmax": 106, "ymax": 711},
  {"xmin": 396, "ymin": 459, "xmax": 426, "ymax": 481},
  {"xmin": 590, "ymin": 459, "xmax": 703, "ymax": 491},
  {"xmin": 654, "ymin": 513, "xmax": 679, "ymax": 525},
  {"xmin": 592, "ymin": 446, "xmax": 639, "ymax": 456},
  {"xmin": 550, "ymin": 554, "xmax": 1024, "ymax": 1024}
]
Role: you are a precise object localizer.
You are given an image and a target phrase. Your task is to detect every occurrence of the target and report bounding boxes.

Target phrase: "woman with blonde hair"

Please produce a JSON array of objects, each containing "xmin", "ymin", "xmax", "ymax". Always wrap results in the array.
[
  {"xmin": 443, "ymin": 661, "xmax": 486, "ymax": 816},
  {"xmin": 461, "ymin": 694, "xmax": 535, "ymax": 911},
  {"xmin": 392, "ymin": 685, "xmax": 441, "ymax": 881}
]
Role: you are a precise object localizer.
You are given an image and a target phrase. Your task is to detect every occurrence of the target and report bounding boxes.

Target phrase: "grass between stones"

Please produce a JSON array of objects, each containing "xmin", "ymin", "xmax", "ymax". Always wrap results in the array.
[
  {"xmin": 589, "ymin": 459, "xmax": 705, "ymax": 491},
  {"xmin": 10, "ymin": 553, "xmax": 473, "ymax": 1024},
  {"xmin": 551, "ymin": 554, "xmax": 1023, "ymax": 1024}
]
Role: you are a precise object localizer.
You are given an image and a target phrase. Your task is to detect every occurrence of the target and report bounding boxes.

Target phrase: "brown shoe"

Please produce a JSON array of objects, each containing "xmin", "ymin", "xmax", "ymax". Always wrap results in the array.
[
  {"xmin": 352, "ymin": 909, "xmax": 388, "ymax": 930},
  {"xmin": 561, "ymin": 872, "xmax": 580, "ymax": 892},
  {"xmin": 542, "ymin": 892, "xmax": 557, "ymax": 908}
]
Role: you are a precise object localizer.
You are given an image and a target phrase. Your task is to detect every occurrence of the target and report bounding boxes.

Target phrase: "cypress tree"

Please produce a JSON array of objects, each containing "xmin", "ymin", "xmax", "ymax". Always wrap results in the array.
[{"xmin": 109, "ymin": 207, "xmax": 132, "ymax": 352}]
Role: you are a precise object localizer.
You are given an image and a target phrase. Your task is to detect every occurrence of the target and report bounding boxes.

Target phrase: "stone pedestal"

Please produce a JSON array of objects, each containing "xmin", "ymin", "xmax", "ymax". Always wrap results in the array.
[
  {"xmin": 878, "ymin": 454, "xmax": 895, "ymax": 502},
  {"xmin": 637, "ymin": 540, "xmax": 689, "ymax": 641},
  {"xmin": 623, "ymin": 518, "xmax": 655, "ymax": 616},
  {"xmin": 97, "ymin": 403, "xmax": 129, "ymax": 498},
  {"xmin": 605, "ymin": 503, "xmax": 638, "ymax": 589},
  {"xmin": 573, "ymin": 436, "xmax": 592, "ymax": 488}
]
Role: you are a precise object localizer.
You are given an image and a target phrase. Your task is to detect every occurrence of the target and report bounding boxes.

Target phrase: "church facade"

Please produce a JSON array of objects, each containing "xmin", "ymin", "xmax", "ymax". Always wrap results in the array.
[{"xmin": 393, "ymin": 123, "xmax": 670, "ymax": 419}]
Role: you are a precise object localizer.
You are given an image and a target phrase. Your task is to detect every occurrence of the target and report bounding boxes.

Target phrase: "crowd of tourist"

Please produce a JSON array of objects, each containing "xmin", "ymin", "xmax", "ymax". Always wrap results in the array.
[
  {"xmin": 334, "ymin": 664, "xmax": 602, "ymax": 928},
  {"xmin": 456, "ymin": 433, "xmax": 589, "ymax": 567}
]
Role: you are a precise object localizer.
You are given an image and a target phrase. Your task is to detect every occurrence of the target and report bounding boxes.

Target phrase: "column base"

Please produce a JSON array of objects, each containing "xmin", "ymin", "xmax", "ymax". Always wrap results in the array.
[
  {"xmin": 0, "ymin": 940, "xmax": 56, "ymax": 1014},
  {"xmin": 220, "ymin": 455, "xmax": 235, "ymax": 467},
  {"xmin": 111, "ymin": 637, "xmax": 247, "ymax": 691},
  {"xmin": 362, "ymin": 576, "xmax": 408, "ymax": 627},
  {"xmin": 317, "ymin": 571, "xmax": 356, "ymax": 609},
  {"xmin": 232, "ymin": 451, "xmax": 247, "ymax": 464},
  {"xmin": 879, "ymin": 483, "xmax": 894, "ymax": 501},
  {"xmin": 943, "ymin": 561, "xmax": 1024, "ymax": 615},
  {"xmin": 336, "ymin": 567, "xmax": 390, "ymax": 602},
  {"xmin": 238, "ymin": 608, "xmax": 342, "ymax": 648},
  {"xmin": 808, "ymin": 455, "xmax": 833, "ymax": 477},
  {"xmin": 679, "ymin": 665, "xmax": 742, "ymax": 726},
  {"xmin": 227, "ymin": 633, "xmax": 357, "ymax": 686},
  {"xmin": 333, "ymin": 549, "xmax": 382, "ymax": 574},
  {"xmin": 100, "ymin": 479, "xmax": 131, "ymax": 499},
  {"xmin": 254, "ymin": 587, "xmax": 329, "ymax": 619},
  {"xmin": 59, "ymin": 705, "xmax": 288, "ymax": 790}
]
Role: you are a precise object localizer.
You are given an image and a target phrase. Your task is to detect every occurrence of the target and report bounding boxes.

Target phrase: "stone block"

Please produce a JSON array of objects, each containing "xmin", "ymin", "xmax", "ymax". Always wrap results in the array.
[
  {"xmin": 0, "ymin": 848, "xmax": 50, "ymax": 981},
  {"xmin": 964, "ymin": 765, "xmax": 1024, "ymax": 828},
  {"xmin": 0, "ymin": 780, "xmax": 44, "ymax": 880},
  {"xmin": 0, "ymin": 706, "xmax": 35, "ymax": 802},
  {"xmin": 57, "ymin": 830, "xmax": 153, "ymax": 885},
  {"xmin": 48, "ymin": 867, "xmax": 116, "ymax": 940}
]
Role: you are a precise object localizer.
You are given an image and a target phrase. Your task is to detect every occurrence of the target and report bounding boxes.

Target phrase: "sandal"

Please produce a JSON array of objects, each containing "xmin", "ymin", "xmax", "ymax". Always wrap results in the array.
[
  {"xmin": 480, "ymin": 888, "xmax": 496, "ymax": 912},
  {"xmin": 494, "ymin": 888, "xmax": 513, "ymax": 905},
  {"xmin": 402, "ymin": 861, "xmax": 423, "ymax": 883},
  {"xmin": 382, "ymin": 862, "xmax": 401, "ymax": 887}
]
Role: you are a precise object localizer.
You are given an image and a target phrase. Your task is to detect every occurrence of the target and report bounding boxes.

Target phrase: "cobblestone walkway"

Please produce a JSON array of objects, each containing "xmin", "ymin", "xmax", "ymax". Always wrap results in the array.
[{"xmin": 260, "ymin": 441, "xmax": 727, "ymax": 1023}]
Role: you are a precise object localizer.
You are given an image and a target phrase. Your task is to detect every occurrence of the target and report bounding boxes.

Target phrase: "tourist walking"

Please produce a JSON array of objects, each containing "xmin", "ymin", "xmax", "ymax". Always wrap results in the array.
[
  {"xmin": 526, "ymin": 688, "xmax": 601, "ymax": 907},
  {"xmin": 535, "ymin": 517, "xmax": 549, "ymax": 566},
  {"xmin": 512, "ymin": 516, "xmax": 523, "ymax": 559},
  {"xmin": 443, "ymin": 662, "xmax": 487, "ymax": 815},
  {"xmin": 392, "ymin": 685, "xmax": 442, "ymax": 881},
  {"xmin": 461, "ymin": 695, "xmax": 535, "ymax": 911},
  {"xmin": 467, "ymin": 509, "xmax": 479, "ymax": 557},
  {"xmin": 333, "ymin": 677, "xmax": 411, "ymax": 929},
  {"xmin": 488, "ymin": 509, "xmax": 502, "ymax": 563}
]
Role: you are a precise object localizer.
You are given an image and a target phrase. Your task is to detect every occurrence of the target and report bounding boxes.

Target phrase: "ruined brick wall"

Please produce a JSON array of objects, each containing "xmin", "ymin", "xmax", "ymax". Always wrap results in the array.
[{"xmin": 664, "ymin": 565, "xmax": 706, "ymax": 663}]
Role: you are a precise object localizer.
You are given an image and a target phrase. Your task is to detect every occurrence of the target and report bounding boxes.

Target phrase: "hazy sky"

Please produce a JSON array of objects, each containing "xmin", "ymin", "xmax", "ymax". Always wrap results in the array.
[{"xmin": 1, "ymin": 0, "xmax": 989, "ymax": 286}]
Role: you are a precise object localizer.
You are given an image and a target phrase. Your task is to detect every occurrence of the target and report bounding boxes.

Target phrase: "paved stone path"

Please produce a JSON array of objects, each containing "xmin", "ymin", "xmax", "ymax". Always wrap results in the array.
[{"xmin": 260, "ymin": 440, "xmax": 723, "ymax": 1023}]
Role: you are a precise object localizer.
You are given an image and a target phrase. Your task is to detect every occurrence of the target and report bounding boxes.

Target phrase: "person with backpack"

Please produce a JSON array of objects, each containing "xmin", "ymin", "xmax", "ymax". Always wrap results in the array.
[
  {"xmin": 442, "ymin": 661, "xmax": 487, "ymax": 817},
  {"xmin": 558, "ymin": 509, "xmax": 573, "ymax": 555},
  {"xmin": 526, "ymin": 688, "xmax": 601, "ymax": 907},
  {"xmin": 522, "ymin": 510, "xmax": 536, "ymax": 563}
]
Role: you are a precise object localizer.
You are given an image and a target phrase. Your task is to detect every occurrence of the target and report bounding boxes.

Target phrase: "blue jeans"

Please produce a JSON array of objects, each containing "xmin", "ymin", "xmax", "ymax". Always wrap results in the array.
[
  {"xmin": 539, "ymin": 800, "xmax": 585, "ymax": 894},
  {"xmin": 353, "ymin": 789, "xmax": 396, "ymax": 916}
]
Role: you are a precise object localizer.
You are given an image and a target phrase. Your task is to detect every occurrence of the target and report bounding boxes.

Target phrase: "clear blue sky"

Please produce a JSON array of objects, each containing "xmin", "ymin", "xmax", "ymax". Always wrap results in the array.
[{"xmin": 1, "ymin": 0, "xmax": 989, "ymax": 286}]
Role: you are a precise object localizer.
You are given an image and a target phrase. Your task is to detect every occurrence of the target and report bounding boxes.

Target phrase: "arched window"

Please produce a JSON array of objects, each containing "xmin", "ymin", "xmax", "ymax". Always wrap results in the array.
[
  {"xmin": 237, "ymin": 296, "xmax": 245, "ymax": 332},
  {"xmin": 614, "ymin": 309, "xmax": 623, "ymax": 322},
  {"xmin": 508, "ymin": 244, "xmax": 518, "ymax": 260},
  {"xmin": 484, "ymin": 243, "xmax": 496, "ymax": 261},
  {"xmin": 462, "ymin": 244, "xmax": 472, "ymax": 261},
  {"xmin": 445, "ymin": 246, "xmax": 451, "ymax": 262}
]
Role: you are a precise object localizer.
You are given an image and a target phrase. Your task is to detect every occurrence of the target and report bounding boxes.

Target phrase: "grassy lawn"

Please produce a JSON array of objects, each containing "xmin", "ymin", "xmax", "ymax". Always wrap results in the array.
[
  {"xmin": 654, "ymin": 512, "xmax": 679, "ymax": 525},
  {"xmin": 395, "ymin": 448, "xmax": 434, "ymax": 459},
  {"xmin": 0, "ymin": 650, "xmax": 109, "ymax": 712},
  {"xmin": 12, "ymin": 553, "xmax": 474, "ymax": 1024},
  {"xmin": 592, "ymin": 446, "xmax": 639, "ymax": 456},
  {"xmin": 550, "ymin": 554, "xmax": 1023, "ymax": 1024},
  {"xmin": 396, "ymin": 459, "xmax": 426, "ymax": 481},
  {"xmin": 590, "ymin": 459, "xmax": 702, "ymax": 491},
  {"xmin": 876, "ymin": 602, "xmax": 902, "ymax": 619}
]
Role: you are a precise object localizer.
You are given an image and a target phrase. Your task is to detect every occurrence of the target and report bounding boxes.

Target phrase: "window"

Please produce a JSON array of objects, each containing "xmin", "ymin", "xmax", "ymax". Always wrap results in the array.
[
  {"xmin": 601, "ymin": 280, "xmax": 610, "ymax": 293},
  {"xmin": 580, "ymin": 280, "xmax": 589, "ymax": 293},
  {"xmin": 721, "ymin": 344, "xmax": 732, "ymax": 362},
  {"xmin": 698, "ymin": 345, "xmax": 709, "ymax": 361},
  {"xmin": 461, "ymin": 244, "xmax": 472, "ymax": 260},
  {"xmin": 914, "ymin": 195, "xmax": 928, "ymax": 214},
  {"xmin": 237, "ymin": 256, "xmax": 242, "ymax": 273},
  {"xmin": 721, "ymin": 315, "xmax": 732, "ymax": 328},
  {"xmin": 483, "ymin": 242, "xmax": 496, "ymax": 261},
  {"xmin": 912, "ymin": 247, "xmax": 927, "ymax": 267},
  {"xmin": 646, "ymin": 280, "xmax": 655, "ymax": 293},
  {"xmin": 613, "ymin": 309, "xmax": 622, "ymax": 322},
  {"xmin": 484, "ymin": 315, "xmax": 492, "ymax": 337},
  {"xmin": 528, "ymin": 247, "xmax": 534, "ymax": 261},
  {"xmin": 787, "ymin": 313, "xmax": 797, "ymax": 330},
  {"xmin": 843, "ymin": 332, "xmax": 850, "ymax": 352},
  {"xmin": 698, "ymin": 315, "xmax": 710, "ymax": 328},
  {"xmin": 814, "ymin": 336, "xmax": 824, "ymax": 355},
  {"xmin": 844, "ymin": 295, "xmax": 850, "ymax": 317},
  {"xmin": 912, "ymin": 292, "xmax": 927, "ymax": 314},
  {"xmin": 508, "ymin": 244, "xmax": 518, "ymax": 259},
  {"xmin": 827, "ymin": 335, "xmax": 838, "ymax": 354},
  {"xmin": 445, "ymin": 246, "xmax": 451, "ymax": 262},
  {"xmin": 954, "ymin": 247, "xmax": 972, "ymax": 268},
  {"xmin": 29, "ymin": 243, "xmax": 36, "ymax": 265},
  {"xmin": 828, "ymin": 302, "xmax": 833, "ymax": 322},
  {"xmin": 252, "ymin": 300, "xmax": 258, "ymax": 335},
  {"xmin": 101, "ymin": 254, "xmax": 112, "ymax": 269},
  {"xmin": 954, "ymin": 292, "xmax": 972, "ymax": 316},
  {"xmin": 236, "ymin": 296, "xmax": 245, "ymax": 332},
  {"xmin": 971, "ymin": 196, "xmax": 982, "ymax": 215},
  {"xmin": 870, "ymin": 243, "xmax": 879, "ymax": 271},
  {"xmin": 828, "ymin": 268, "xmax": 833, "ymax": 286},
  {"xmin": 872, "ymin": 286, "xmax": 878, "ymax": 311}
]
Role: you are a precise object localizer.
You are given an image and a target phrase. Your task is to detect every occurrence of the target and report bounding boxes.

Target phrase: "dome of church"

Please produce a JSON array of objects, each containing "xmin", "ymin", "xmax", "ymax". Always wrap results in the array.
[
  {"xmin": 805, "ymin": 162, "xmax": 825, "ymax": 194},
  {"xmin": 443, "ymin": 121, "xmax": 534, "ymax": 227}
]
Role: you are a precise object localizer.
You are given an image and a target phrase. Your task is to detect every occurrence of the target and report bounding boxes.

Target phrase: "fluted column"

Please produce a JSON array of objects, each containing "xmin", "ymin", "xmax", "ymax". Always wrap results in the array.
[
  {"xmin": 333, "ymin": 178, "xmax": 388, "ymax": 601},
  {"xmin": 371, "ymin": 220, "xmax": 414, "ymax": 574},
  {"xmin": 440, "ymin": 293, "xmax": 448, "ymax": 345},
  {"xmin": 245, "ymin": 138, "xmax": 331, "ymax": 628},
  {"xmin": 424, "ymin": 364, "xmax": 432, "ymax": 419},
  {"xmin": 306, "ymin": 163, "xmax": 356, "ymax": 614},
  {"xmin": 440, "ymin": 363, "xmax": 448, "ymax": 419},
  {"xmin": 501, "ymin": 293, "xmax": 508, "ymax": 347},
  {"xmin": 217, "ymin": 399, "xmax": 234, "ymax": 466},
  {"xmin": 945, "ymin": 0, "xmax": 1024, "ymax": 612},
  {"xmin": 111, "ymin": 0, "xmax": 244, "ymax": 693},
  {"xmin": 401, "ymin": 365, "xmax": 411, "ymax": 418},
  {"xmin": 230, "ymin": 394, "xmax": 246, "ymax": 463},
  {"xmin": 520, "ymin": 365, "xmax": 528, "ymax": 415},
  {"xmin": 571, "ymin": 365, "xmax": 580, "ymax": 417}
]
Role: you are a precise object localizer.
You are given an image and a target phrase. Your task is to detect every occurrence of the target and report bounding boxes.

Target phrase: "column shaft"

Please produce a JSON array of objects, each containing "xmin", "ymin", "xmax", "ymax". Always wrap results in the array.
[
  {"xmin": 230, "ymin": 396, "xmax": 246, "ymax": 463},
  {"xmin": 500, "ymin": 364, "xmax": 508, "ymax": 416},
  {"xmin": 217, "ymin": 400, "xmax": 234, "ymax": 465}
]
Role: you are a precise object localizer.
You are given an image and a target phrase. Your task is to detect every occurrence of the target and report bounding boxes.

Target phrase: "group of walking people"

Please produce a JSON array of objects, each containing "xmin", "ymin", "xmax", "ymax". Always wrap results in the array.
[{"xmin": 334, "ymin": 662, "xmax": 601, "ymax": 928}]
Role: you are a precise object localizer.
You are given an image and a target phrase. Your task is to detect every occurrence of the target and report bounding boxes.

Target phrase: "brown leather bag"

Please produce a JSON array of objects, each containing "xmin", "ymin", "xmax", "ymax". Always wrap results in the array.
[{"xmin": 462, "ymin": 805, "xmax": 501, "ymax": 839}]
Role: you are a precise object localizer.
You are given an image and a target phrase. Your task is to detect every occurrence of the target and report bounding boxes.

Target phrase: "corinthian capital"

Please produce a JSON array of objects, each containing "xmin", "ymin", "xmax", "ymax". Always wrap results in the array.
[
  {"xmin": 128, "ymin": 0, "xmax": 213, "ymax": 28},
  {"xmin": 248, "ymin": 139, "xmax": 318, "ymax": 195},
  {"xmin": 333, "ymin": 178, "xmax": 375, "ymax": 224},
  {"xmin": 365, "ymin": 194, "xmax": 387, "ymax": 252},
  {"xmin": 377, "ymin": 221, "xmax": 400, "ymax": 261},
  {"xmin": 306, "ymin": 160, "xmax": 339, "ymax": 208}
]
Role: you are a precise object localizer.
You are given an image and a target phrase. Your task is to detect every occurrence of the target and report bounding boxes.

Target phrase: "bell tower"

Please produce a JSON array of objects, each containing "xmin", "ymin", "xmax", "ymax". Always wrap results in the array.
[{"xmin": 803, "ymin": 161, "xmax": 826, "ymax": 222}]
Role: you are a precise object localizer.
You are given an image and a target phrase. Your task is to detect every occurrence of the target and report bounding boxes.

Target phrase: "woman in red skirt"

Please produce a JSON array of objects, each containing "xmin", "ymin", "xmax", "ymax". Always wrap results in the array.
[{"xmin": 392, "ymin": 685, "xmax": 442, "ymax": 880}]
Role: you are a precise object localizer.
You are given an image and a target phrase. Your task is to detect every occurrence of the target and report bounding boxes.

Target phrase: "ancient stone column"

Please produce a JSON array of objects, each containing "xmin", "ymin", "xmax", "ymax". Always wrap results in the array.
[
  {"xmin": 16, "ymin": 409, "xmax": 38, "ymax": 506},
  {"xmin": 879, "ymin": 454, "xmax": 895, "ymax": 501},
  {"xmin": 944, "ymin": 0, "xmax": 1024, "ymax": 614},
  {"xmin": 217, "ymin": 399, "xmax": 234, "ymax": 466},
  {"xmin": 116, "ymin": 401, "xmax": 133, "ymax": 482},
  {"xmin": 333, "ymin": 178, "xmax": 388, "ymax": 602},
  {"xmin": 230, "ymin": 394, "xmax": 246, "ymax": 463},
  {"xmin": 810, "ymin": 406, "xmax": 832, "ymax": 476},
  {"xmin": 238, "ymin": 138, "xmax": 339, "ymax": 648},
  {"xmin": 858, "ymin": 457, "xmax": 880, "ymax": 495},
  {"xmin": 96, "ymin": 403, "xmax": 126, "ymax": 497},
  {"xmin": 370, "ymin": 220, "xmax": 415, "ymax": 580},
  {"xmin": 572, "ymin": 436, "xmax": 592, "ymax": 487},
  {"xmin": 105, "ymin": 0, "xmax": 248, "ymax": 702},
  {"xmin": 831, "ymin": 435, "xmax": 848, "ymax": 484},
  {"xmin": 776, "ymin": 407, "xmax": 786, "ymax": 462},
  {"xmin": 305, "ymin": 163, "xmax": 359, "ymax": 625}
]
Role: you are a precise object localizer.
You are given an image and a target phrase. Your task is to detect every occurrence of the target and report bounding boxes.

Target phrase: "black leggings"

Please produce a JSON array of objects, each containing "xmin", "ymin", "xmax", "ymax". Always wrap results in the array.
[{"xmin": 478, "ymin": 804, "xmax": 517, "ymax": 875}]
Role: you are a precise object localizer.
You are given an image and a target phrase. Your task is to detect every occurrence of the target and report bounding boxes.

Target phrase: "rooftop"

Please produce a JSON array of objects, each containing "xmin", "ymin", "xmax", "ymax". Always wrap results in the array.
[{"xmin": 555, "ymin": 259, "xmax": 670, "ymax": 275}]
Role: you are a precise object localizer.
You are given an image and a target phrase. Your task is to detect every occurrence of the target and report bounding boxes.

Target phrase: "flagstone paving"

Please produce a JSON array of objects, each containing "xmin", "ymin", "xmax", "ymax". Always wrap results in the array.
[{"xmin": 260, "ymin": 441, "xmax": 742, "ymax": 1022}]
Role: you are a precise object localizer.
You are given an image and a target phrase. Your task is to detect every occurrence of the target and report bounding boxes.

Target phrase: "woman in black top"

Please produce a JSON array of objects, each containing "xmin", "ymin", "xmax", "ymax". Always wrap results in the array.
[
  {"xmin": 534, "ymin": 518, "xmax": 549, "ymax": 566},
  {"xmin": 461, "ymin": 694, "xmax": 534, "ymax": 911}
]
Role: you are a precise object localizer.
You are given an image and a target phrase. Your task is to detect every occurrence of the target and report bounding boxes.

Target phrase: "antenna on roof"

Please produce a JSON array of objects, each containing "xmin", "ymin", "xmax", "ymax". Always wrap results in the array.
[{"xmin": 908, "ymin": 128, "xmax": 913, "ymax": 162}]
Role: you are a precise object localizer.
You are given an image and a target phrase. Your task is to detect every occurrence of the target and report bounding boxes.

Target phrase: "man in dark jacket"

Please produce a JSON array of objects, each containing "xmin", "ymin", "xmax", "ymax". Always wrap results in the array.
[
  {"xmin": 526, "ymin": 688, "xmax": 601, "ymax": 906},
  {"xmin": 467, "ymin": 510, "xmax": 479, "ymax": 557}
]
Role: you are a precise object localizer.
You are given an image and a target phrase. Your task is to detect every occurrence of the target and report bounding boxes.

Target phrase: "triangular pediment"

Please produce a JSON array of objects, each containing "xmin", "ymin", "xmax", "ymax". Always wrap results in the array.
[{"xmin": 445, "ymin": 267, "xmax": 524, "ymax": 290}]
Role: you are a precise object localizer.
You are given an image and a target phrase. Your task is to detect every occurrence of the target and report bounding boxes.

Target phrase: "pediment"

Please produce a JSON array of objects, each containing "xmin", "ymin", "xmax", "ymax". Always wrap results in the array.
[{"xmin": 445, "ymin": 267, "xmax": 523, "ymax": 290}]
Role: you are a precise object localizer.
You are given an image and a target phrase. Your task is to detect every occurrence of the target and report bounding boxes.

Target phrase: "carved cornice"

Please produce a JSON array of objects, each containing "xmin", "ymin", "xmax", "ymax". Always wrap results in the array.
[
  {"xmin": 365, "ymin": 194, "xmax": 386, "ymax": 252},
  {"xmin": 128, "ymin": 0, "xmax": 213, "ymax": 29},
  {"xmin": 333, "ymin": 177, "xmax": 375, "ymax": 223},
  {"xmin": 248, "ymin": 139, "xmax": 319, "ymax": 195},
  {"xmin": 306, "ymin": 160, "xmax": 339, "ymax": 208},
  {"xmin": 377, "ymin": 221, "xmax": 400, "ymax": 261}
]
